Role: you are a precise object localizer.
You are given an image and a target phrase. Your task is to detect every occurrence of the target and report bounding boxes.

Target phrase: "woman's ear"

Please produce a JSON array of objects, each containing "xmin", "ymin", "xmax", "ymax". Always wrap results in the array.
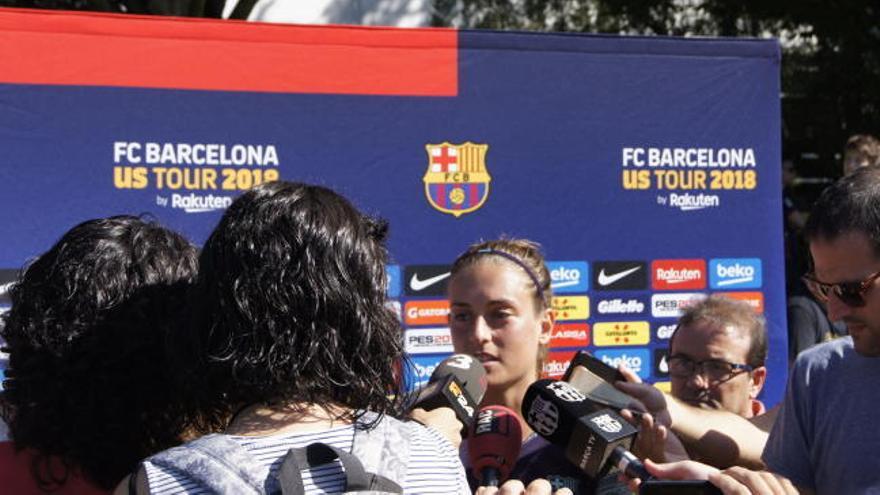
[{"xmin": 537, "ymin": 307, "xmax": 554, "ymax": 345}]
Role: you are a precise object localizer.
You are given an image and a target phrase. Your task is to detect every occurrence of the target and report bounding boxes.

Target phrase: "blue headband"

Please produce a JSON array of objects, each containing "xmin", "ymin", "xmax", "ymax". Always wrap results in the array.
[{"xmin": 475, "ymin": 248, "xmax": 548, "ymax": 306}]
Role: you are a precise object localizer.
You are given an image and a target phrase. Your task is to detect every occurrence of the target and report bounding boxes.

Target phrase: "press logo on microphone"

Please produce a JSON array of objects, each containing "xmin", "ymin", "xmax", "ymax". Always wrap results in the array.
[
  {"xmin": 591, "ymin": 414, "xmax": 623, "ymax": 433},
  {"xmin": 527, "ymin": 396, "xmax": 560, "ymax": 436},
  {"xmin": 652, "ymin": 259, "xmax": 706, "ymax": 290}
]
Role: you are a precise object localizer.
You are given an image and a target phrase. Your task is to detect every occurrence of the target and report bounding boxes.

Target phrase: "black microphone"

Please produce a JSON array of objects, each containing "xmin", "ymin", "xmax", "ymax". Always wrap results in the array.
[
  {"xmin": 411, "ymin": 354, "xmax": 487, "ymax": 432},
  {"xmin": 522, "ymin": 379, "xmax": 649, "ymax": 480},
  {"xmin": 468, "ymin": 405, "xmax": 523, "ymax": 487}
]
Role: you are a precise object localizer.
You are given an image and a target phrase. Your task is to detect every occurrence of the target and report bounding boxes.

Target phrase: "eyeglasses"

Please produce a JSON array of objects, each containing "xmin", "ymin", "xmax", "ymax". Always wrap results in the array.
[
  {"xmin": 667, "ymin": 355, "xmax": 753, "ymax": 382},
  {"xmin": 802, "ymin": 270, "xmax": 880, "ymax": 308}
]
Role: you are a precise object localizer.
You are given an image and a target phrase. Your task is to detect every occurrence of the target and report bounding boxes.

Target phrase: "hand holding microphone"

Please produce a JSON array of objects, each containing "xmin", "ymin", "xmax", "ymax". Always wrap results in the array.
[{"xmin": 410, "ymin": 354, "xmax": 487, "ymax": 438}]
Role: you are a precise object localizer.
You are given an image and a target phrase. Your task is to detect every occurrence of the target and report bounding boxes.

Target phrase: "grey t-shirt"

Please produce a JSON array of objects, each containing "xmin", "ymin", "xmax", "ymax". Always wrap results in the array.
[{"xmin": 763, "ymin": 337, "xmax": 880, "ymax": 494}]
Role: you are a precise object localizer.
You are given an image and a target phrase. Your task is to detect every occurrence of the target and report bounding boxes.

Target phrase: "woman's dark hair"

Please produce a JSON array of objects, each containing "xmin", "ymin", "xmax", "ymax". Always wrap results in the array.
[
  {"xmin": 0, "ymin": 215, "xmax": 198, "ymax": 490},
  {"xmin": 178, "ymin": 181, "xmax": 404, "ymax": 430}
]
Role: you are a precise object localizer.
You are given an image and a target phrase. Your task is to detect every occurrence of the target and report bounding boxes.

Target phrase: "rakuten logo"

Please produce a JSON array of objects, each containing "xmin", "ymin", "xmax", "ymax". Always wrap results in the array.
[
  {"xmin": 541, "ymin": 351, "xmax": 576, "ymax": 379},
  {"xmin": 652, "ymin": 260, "xmax": 706, "ymax": 290},
  {"xmin": 594, "ymin": 349, "xmax": 651, "ymax": 379}
]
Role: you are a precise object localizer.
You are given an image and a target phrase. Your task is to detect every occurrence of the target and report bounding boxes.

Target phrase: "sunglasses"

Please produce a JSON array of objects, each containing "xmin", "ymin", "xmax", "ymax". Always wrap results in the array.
[{"xmin": 802, "ymin": 270, "xmax": 880, "ymax": 307}]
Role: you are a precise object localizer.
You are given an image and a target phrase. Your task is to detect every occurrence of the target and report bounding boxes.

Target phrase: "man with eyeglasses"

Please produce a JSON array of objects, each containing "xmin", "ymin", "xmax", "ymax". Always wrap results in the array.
[
  {"xmin": 668, "ymin": 295, "xmax": 767, "ymax": 420},
  {"xmin": 618, "ymin": 168, "xmax": 880, "ymax": 493}
]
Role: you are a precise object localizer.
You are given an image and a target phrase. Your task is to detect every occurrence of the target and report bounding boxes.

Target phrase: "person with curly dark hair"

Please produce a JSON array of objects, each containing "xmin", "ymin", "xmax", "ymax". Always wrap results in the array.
[
  {"xmin": 138, "ymin": 181, "xmax": 468, "ymax": 494},
  {"xmin": 0, "ymin": 215, "xmax": 198, "ymax": 494}
]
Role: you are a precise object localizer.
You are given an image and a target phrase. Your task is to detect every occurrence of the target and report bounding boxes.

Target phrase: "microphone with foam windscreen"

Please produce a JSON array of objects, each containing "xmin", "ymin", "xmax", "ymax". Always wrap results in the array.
[
  {"xmin": 468, "ymin": 405, "xmax": 523, "ymax": 487},
  {"xmin": 411, "ymin": 354, "xmax": 487, "ymax": 432},
  {"xmin": 522, "ymin": 379, "xmax": 650, "ymax": 481}
]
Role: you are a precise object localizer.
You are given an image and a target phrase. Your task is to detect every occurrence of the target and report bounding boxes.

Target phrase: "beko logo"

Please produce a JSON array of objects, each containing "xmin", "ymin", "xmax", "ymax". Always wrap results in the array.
[
  {"xmin": 710, "ymin": 258, "xmax": 762, "ymax": 289},
  {"xmin": 547, "ymin": 262, "xmax": 589, "ymax": 293}
]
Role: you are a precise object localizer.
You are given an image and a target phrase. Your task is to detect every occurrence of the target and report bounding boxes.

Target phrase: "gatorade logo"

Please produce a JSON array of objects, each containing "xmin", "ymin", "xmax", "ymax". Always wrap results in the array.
[
  {"xmin": 593, "ymin": 321, "xmax": 650, "ymax": 346},
  {"xmin": 547, "ymin": 261, "xmax": 589, "ymax": 293},
  {"xmin": 404, "ymin": 300, "xmax": 450, "ymax": 326},
  {"xmin": 652, "ymin": 260, "xmax": 706, "ymax": 290},
  {"xmin": 551, "ymin": 296, "xmax": 590, "ymax": 321},
  {"xmin": 594, "ymin": 349, "xmax": 651, "ymax": 379},
  {"xmin": 710, "ymin": 258, "xmax": 762, "ymax": 289}
]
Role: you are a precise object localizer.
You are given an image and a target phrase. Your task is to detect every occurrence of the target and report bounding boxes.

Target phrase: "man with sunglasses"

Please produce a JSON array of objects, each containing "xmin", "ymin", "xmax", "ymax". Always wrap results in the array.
[
  {"xmin": 669, "ymin": 295, "xmax": 768, "ymax": 421},
  {"xmin": 760, "ymin": 165, "xmax": 880, "ymax": 494}
]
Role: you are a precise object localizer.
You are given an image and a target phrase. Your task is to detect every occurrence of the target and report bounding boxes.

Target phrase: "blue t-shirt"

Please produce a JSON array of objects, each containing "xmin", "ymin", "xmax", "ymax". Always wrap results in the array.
[{"xmin": 763, "ymin": 337, "xmax": 880, "ymax": 494}]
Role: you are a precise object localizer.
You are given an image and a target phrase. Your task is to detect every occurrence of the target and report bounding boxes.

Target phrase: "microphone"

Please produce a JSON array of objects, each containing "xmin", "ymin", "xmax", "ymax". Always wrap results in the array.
[
  {"xmin": 468, "ymin": 405, "xmax": 523, "ymax": 487},
  {"xmin": 411, "ymin": 354, "xmax": 487, "ymax": 431},
  {"xmin": 522, "ymin": 379, "xmax": 649, "ymax": 480},
  {"xmin": 562, "ymin": 351, "xmax": 638, "ymax": 413}
]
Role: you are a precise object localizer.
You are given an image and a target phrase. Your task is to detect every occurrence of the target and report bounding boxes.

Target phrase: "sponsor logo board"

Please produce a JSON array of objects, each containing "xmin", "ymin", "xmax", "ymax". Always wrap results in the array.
[
  {"xmin": 709, "ymin": 258, "xmax": 762, "ymax": 289},
  {"xmin": 594, "ymin": 348, "xmax": 651, "ymax": 380},
  {"xmin": 655, "ymin": 323, "xmax": 677, "ymax": 340},
  {"xmin": 593, "ymin": 322, "xmax": 650, "ymax": 346},
  {"xmin": 404, "ymin": 300, "xmax": 450, "ymax": 326},
  {"xmin": 654, "ymin": 348, "xmax": 670, "ymax": 377},
  {"xmin": 547, "ymin": 261, "xmax": 589, "ymax": 293},
  {"xmin": 551, "ymin": 296, "xmax": 590, "ymax": 321},
  {"xmin": 423, "ymin": 142, "xmax": 491, "ymax": 218},
  {"xmin": 404, "ymin": 328, "xmax": 453, "ymax": 354},
  {"xmin": 386, "ymin": 265, "xmax": 401, "ymax": 298},
  {"xmin": 549, "ymin": 323, "xmax": 590, "ymax": 349},
  {"xmin": 652, "ymin": 259, "xmax": 706, "ymax": 290},
  {"xmin": 542, "ymin": 350, "xmax": 577, "ymax": 379},
  {"xmin": 592, "ymin": 261, "xmax": 647, "ymax": 291},
  {"xmin": 651, "ymin": 293, "xmax": 707, "ymax": 318},
  {"xmin": 404, "ymin": 265, "xmax": 452, "ymax": 296},
  {"xmin": 404, "ymin": 354, "xmax": 449, "ymax": 391},
  {"xmin": 594, "ymin": 296, "xmax": 647, "ymax": 316},
  {"xmin": 715, "ymin": 292, "xmax": 765, "ymax": 313}
]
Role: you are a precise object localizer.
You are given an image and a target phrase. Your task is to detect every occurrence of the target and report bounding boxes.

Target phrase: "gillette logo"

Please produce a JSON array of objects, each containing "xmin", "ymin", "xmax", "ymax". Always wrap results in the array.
[
  {"xmin": 596, "ymin": 298, "xmax": 645, "ymax": 315},
  {"xmin": 547, "ymin": 262, "xmax": 589, "ymax": 293},
  {"xmin": 710, "ymin": 259, "xmax": 762, "ymax": 289}
]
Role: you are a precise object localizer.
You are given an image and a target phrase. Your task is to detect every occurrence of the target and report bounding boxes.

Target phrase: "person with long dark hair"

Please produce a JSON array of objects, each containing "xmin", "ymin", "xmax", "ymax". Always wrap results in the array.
[
  {"xmin": 0, "ymin": 216, "xmax": 198, "ymax": 493},
  {"xmin": 138, "ymin": 181, "xmax": 468, "ymax": 494}
]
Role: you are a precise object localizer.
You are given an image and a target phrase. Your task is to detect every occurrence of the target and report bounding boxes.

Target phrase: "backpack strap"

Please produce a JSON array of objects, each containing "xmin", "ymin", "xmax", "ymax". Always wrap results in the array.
[
  {"xmin": 147, "ymin": 433, "xmax": 268, "ymax": 494},
  {"xmin": 277, "ymin": 442, "xmax": 402, "ymax": 494}
]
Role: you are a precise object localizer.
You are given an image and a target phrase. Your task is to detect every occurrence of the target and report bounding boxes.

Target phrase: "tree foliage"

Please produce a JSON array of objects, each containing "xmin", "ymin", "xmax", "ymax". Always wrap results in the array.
[{"xmin": 432, "ymin": 0, "xmax": 880, "ymax": 176}]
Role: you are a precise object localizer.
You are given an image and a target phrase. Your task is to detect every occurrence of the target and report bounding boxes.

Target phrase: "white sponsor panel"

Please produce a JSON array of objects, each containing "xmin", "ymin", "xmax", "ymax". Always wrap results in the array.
[
  {"xmin": 404, "ymin": 328, "xmax": 454, "ymax": 354},
  {"xmin": 651, "ymin": 293, "xmax": 707, "ymax": 318}
]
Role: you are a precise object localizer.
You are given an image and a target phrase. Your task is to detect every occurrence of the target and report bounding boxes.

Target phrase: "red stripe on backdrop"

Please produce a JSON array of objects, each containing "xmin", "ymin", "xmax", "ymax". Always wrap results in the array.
[{"xmin": 0, "ymin": 8, "xmax": 458, "ymax": 95}]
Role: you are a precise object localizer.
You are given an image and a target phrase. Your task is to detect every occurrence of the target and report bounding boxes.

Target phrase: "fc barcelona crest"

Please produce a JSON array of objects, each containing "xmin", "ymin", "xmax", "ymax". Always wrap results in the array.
[{"xmin": 423, "ymin": 142, "xmax": 491, "ymax": 217}]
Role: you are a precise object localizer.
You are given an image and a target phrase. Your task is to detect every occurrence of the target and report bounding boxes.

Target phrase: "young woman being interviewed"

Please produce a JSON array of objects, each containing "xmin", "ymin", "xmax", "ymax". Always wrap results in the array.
[{"xmin": 448, "ymin": 239, "xmax": 627, "ymax": 495}]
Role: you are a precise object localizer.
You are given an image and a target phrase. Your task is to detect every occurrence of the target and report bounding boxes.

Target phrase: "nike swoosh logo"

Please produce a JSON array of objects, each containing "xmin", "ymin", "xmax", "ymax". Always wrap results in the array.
[
  {"xmin": 597, "ymin": 266, "xmax": 641, "ymax": 286},
  {"xmin": 409, "ymin": 272, "xmax": 451, "ymax": 291}
]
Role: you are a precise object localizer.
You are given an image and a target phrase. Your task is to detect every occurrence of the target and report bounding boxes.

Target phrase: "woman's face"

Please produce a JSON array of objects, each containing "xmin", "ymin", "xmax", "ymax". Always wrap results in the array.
[{"xmin": 448, "ymin": 260, "xmax": 552, "ymax": 392}]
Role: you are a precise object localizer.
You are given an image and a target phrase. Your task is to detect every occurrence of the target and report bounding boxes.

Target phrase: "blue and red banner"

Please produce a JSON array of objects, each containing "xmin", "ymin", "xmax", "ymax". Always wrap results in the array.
[{"xmin": 0, "ymin": 8, "xmax": 785, "ymax": 404}]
